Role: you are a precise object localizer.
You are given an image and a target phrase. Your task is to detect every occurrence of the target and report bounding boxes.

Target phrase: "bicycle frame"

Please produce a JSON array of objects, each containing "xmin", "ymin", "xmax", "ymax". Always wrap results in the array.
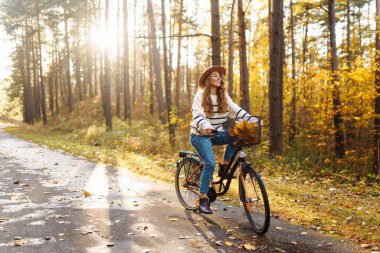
[
  {"xmin": 182, "ymin": 143, "xmax": 247, "ymax": 197},
  {"xmin": 211, "ymin": 145, "xmax": 246, "ymax": 196}
]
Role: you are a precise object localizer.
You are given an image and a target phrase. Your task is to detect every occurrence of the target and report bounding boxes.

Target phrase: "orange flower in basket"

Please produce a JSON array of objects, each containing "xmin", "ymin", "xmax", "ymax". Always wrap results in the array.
[{"xmin": 229, "ymin": 120, "xmax": 260, "ymax": 144}]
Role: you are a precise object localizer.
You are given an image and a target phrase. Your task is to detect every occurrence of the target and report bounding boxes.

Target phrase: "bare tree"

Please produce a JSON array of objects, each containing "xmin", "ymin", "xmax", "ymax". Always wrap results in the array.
[
  {"xmin": 36, "ymin": 7, "xmax": 47, "ymax": 124},
  {"xmin": 237, "ymin": 0, "xmax": 250, "ymax": 111},
  {"xmin": 269, "ymin": 0, "xmax": 284, "ymax": 155},
  {"xmin": 123, "ymin": 0, "xmax": 131, "ymax": 123},
  {"xmin": 103, "ymin": 0, "xmax": 112, "ymax": 130},
  {"xmin": 289, "ymin": 0, "xmax": 296, "ymax": 143},
  {"xmin": 161, "ymin": 0, "xmax": 175, "ymax": 145},
  {"xmin": 228, "ymin": 0, "xmax": 236, "ymax": 98},
  {"xmin": 147, "ymin": 0, "xmax": 165, "ymax": 123},
  {"xmin": 210, "ymin": 0, "xmax": 221, "ymax": 65},
  {"xmin": 175, "ymin": 0, "xmax": 183, "ymax": 109},
  {"xmin": 328, "ymin": 0, "xmax": 345, "ymax": 158},
  {"xmin": 116, "ymin": 0, "xmax": 121, "ymax": 118}
]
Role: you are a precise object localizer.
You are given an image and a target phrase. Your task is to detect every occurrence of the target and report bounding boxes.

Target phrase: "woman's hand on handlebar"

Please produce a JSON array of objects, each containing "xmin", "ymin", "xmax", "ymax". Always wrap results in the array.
[{"xmin": 204, "ymin": 128, "xmax": 213, "ymax": 135}]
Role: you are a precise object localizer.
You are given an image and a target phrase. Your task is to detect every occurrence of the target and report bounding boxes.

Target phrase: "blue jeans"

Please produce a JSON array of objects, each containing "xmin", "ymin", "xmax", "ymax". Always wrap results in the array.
[{"xmin": 190, "ymin": 130, "xmax": 238, "ymax": 194}]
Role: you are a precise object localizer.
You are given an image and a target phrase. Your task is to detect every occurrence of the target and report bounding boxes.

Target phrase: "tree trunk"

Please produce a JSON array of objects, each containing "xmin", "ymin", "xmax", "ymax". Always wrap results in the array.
[
  {"xmin": 116, "ymin": 0, "xmax": 121, "ymax": 118},
  {"xmin": 161, "ymin": 0, "xmax": 176, "ymax": 145},
  {"xmin": 346, "ymin": 0, "xmax": 351, "ymax": 69},
  {"xmin": 148, "ymin": 33, "xmax": 154, "ymax": 115},
  {"xmin": 133, "ymin": 0, "xmax": 138, "ymax": 105},
  {"xmin": 37, "ymin": 11, "xmax": 47, "ymax": 124},
  {"xmin": 302, "ymin": 7, "xmax": 309, "ymax": 74},
  {"xmin": 64, "ymin": 6, "xmax": 73, "ymax": 113},
  {"xmin": 328, "ymin": 0, "xmax": 345, "ymax": 159},
  {"xmin": 17, "ymin": 45, "xmax": 32, "ymax": 124},
  {"xmin": 269, "ymin": 0, "xmax": 284, "ymax": 155},
  {"xmin": 374, "ymin": 0, "xmax": 380, "ymax": 175},
  {"xmin": 86, "ymin": 0, "xmax": 93, "ymax": 97},
  {"xmin": 210, "ymin": 0, "xmax": 222, "ymax": 65},
  {"xmin": 25, "ymin": 18, "xmax": 34, "ymax": 124},
  {"xmin": 32, "ymin": 33, "xmax": 40, "ymax": 121},
  {"xmin": 103, "ymin": 0, "xmax": 113, "ymax": 130},
  {"xmin": 228, "ymin": 0, "xmax": 236, "ymax": 98},
  {"xmin": 74, "ymin": 23, "xmax": 82, "ymax": 102},
  {"xmin": 147, "ymin": 0, "xmax": 166, "ymax": 124},
  {"xmin": 175, "ymin": 0, "xmax": 184, "ymax": 109},
  {"xmin": 289, "ymin": 0, "xmax": 296, "ymax": 143},
  {"xmin": 123, "ymin": 0, "xmax": 132, "ymax": 123},
  {"xmin": 237, "ymin": 0, "xmax": 250, "ymax": 112}
]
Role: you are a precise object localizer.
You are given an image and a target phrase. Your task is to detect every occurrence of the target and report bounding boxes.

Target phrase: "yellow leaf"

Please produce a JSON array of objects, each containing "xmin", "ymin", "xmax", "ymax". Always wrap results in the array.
[
  {"xmin": 230, "ymin": 120, "xmax": 260, "ymax": 144},
  {"xmin": 243, "ymin": 244, "xmax": 257, "ymax": 251},
  {"xmin": 83, "ymin": 191, "xmax": 91, "ymax": 197},
  {"xmin": 225, "ymin": 241, "xmax": 233, "ymax": 246},
  {"xmin": 169, "ymin": 217, "xmax": 178, "ymax": 222}
]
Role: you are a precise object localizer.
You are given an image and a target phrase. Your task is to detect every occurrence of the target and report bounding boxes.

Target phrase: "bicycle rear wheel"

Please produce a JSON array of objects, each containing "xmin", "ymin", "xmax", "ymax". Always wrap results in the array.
[
  {"xmin": 239, "ymin": 165, "xmax": 270, "ymax": 234},
  {"xmin": 175, "ymin": 157, "xmax": 201, "ymax": 211}
]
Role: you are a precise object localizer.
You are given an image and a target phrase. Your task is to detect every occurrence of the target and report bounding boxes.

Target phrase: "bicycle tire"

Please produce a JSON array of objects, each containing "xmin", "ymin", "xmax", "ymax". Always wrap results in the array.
[
  {"xmin": 175, "ymin": 157, "xmax": 201, "ymax": 211},
  {"xmin": 239, "ymin": 165, "xmax": 270, "ymax": 234}
]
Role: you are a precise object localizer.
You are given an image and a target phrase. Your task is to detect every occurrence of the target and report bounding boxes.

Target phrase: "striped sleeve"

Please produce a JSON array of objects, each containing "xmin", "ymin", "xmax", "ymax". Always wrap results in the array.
[
  {"xmin": 190, "ymin": 91, "xmax": 211, "ymax": 133},
  {"xmin": 226, "ymin": 94, "xmax": 258, "ymax": 122}
]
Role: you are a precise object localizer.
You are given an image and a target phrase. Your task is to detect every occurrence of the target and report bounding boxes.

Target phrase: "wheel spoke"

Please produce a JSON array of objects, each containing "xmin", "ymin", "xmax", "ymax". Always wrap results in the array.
[
  {"xmin": 239, "ymin": 166, "xmax": 270, "ymax": 234},
  {"xmin": 175, "ymin": 158, "xmax": 201, "ymax": 211}
]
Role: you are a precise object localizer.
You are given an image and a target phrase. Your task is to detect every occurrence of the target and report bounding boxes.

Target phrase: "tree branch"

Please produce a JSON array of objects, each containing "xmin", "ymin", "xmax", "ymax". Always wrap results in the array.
[
  {"xmin": 319, "ymin": 1, "xmax": 328, "ymax": 13},
  {"xmin": 132, "ymin": 33, "xmax": 212, "ymax": 39}
]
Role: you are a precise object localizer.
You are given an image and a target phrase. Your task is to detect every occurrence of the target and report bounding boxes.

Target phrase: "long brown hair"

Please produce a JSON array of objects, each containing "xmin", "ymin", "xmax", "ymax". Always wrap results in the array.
[{"xmin": 201, "ymin": 74, "xmax": 228, "ymax": 117}]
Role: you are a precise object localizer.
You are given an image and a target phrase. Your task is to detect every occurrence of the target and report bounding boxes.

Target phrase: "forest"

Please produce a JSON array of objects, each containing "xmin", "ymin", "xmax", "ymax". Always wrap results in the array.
[{"xmin": 0, "ymin": 0, "xmax": 379, "ymax": 178}]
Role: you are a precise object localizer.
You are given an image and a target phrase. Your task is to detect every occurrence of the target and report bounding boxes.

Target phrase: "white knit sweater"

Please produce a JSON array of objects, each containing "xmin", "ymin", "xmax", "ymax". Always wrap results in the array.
[{"xmin": 190, "ymin": 90, "xmax": 257, "ymax": 135}]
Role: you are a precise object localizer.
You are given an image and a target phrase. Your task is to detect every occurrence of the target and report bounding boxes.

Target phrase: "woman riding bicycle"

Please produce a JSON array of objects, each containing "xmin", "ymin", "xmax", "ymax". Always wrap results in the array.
[{"xmin": 190, "ymin": 65, "xmax": 258, "ymax": 214}]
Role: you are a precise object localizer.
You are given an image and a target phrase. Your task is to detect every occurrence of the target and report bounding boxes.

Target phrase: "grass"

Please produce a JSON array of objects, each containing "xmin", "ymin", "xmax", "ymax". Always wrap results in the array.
[{"xmin": 3, "ymin": 100, "xmax": 379, "ymax": 250}]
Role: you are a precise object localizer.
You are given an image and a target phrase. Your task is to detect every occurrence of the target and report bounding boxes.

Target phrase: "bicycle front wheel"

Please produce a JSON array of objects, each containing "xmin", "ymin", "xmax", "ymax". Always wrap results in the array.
[
  {"xmin": 175, "ymin": 157, "xmax": 201, "ymax": 211},
  {"xmin": 239, "ymin": 165, "xmax": 270, "ymax": 234}
]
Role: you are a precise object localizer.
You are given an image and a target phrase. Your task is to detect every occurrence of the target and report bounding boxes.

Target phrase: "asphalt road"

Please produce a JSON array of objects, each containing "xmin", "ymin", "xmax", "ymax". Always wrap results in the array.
[{"xmin": 0, "ymin": 127, "xmax": 363, "ymax": 253}]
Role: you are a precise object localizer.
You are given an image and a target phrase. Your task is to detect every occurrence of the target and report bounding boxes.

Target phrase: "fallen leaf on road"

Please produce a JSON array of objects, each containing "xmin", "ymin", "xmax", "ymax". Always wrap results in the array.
[
  {"xmin": 179, "ymin": 236, "xmax": 194, "ymax": 239},
  {"xmin": 169, "ymin": 217, "xmax": 178, "ymax": 222},
  {"xmin": 243, "ymin": 244, "xmax": 257, "ymax": 251},
  {"xmin": 81, "ymin": 231, "xmax": 92, "ymax": 235},
  {"xmin": 225, "ymin": 241, "xmax": 233, "ymax": 246},
  {"xmin": 291, "ymin": 241, "xmax": 297, "ymax": 245},
  {"xmin": 301, "ymin": 232, "xmax": 308, "ymax": 235},
  {"xmin": 275, "ymin": 227, "xmax": 283, "ymax": 230},
  {"xmin": 107, "ymin": 242, "xmax": 115, "ymax": 247},
  {"xmin": 360, "ymin": 244, "xmax": 371, "ymax": 248},
  {"xmin": 14, "ymin": 240, "xmax": 21, "ymax": 246},
  {"xmin": 0, "ymin": 217, "xmax": 10, "ymax": 223},
  {"xmin": 83, "ymin": 191, "xmax": 91, "ymax": 197},
  {"xmin": 13, "ymin": 180, "xmax": 20, "ymax": 184},
  {"xmin": 215, "ymin": 241, "xmax": 222, "ymax": 246}
]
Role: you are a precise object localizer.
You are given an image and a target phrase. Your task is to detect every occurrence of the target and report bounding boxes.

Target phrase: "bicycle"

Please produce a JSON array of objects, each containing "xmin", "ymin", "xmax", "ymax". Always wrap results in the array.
[{"xmin": 174, "ymin": 120, "xmax": 270, "ymax": 234}]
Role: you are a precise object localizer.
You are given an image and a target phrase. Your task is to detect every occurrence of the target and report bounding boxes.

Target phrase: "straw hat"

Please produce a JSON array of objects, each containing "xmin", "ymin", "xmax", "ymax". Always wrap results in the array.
[{"xmin": 198, "ymin": 65, "xmax": 226, "ymax": 89}]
